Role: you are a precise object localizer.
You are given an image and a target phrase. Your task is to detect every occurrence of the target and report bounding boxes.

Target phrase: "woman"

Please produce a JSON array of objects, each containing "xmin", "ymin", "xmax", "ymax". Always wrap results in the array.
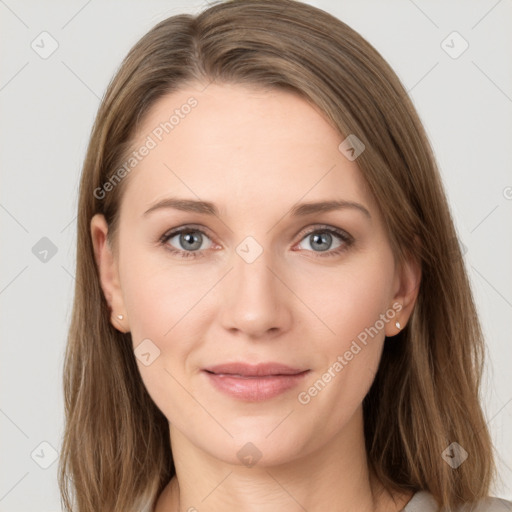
[{"xmin": 58, "ymin": 1, "xmax": 511, "ymax": 511}]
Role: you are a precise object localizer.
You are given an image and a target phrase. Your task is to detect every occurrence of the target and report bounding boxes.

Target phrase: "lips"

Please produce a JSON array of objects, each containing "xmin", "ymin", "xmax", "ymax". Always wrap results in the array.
[
  {"xmin": 202, "ymin": 362, "xmax": 310, "ymax": 401},
  {"xmin": 203, "ymin": 362, "xmax": 308, "ymax": 377}
]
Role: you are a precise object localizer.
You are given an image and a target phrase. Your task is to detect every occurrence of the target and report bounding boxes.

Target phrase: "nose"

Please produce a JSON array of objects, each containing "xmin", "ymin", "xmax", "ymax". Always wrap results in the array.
[{"xmin": 218, "ymin": 246, "xmax": 293, "ymax": 339}]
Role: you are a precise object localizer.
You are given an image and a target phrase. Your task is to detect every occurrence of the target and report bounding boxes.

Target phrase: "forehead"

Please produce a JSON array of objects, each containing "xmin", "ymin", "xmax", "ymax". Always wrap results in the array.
[{"xmin": 119, "ymin": 82, "xmax": 374, "ymax": 219}]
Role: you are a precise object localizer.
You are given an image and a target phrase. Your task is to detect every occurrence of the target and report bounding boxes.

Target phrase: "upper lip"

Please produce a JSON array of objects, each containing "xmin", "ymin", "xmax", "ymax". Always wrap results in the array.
[{"xmin": 203, "ymin": 362, "xmax": 309, "ymax": 377}]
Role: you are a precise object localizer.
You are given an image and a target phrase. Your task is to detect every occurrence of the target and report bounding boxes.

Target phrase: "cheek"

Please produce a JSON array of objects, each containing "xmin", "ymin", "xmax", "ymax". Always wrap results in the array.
[
  {"xmin": 294, "ymin": 249, "xmax": 395, "ymax": 350},
  {"xmin": 291, "ymin": 249, "xmax": 395, "ymax": 421},
  {"xmin": 118, "ymin": 239, "xmax": 206, "ymax": 342},
  {"xmin": 118, "ymin": 255, "xmax": 211, "ymax": 425}
]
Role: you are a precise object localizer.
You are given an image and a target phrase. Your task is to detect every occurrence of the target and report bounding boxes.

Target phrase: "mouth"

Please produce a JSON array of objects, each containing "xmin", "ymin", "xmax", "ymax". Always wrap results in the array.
[
  {"xmin": 202, "ymin": 362, "xmax": 310, "ymax": 401},
  {"xmin": 203, "ymin": 362, "xmax": 309, "ymax": 377}
]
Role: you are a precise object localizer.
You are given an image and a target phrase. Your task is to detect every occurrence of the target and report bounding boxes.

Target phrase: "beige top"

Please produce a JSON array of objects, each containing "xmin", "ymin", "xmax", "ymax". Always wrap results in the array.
[
  {"xmin": 403, "ymin": 491, "xmax": 512, "ymax": 511},
  {"xmin": 141, "ymin": 490, "xmax": 512, "ymax": 511}
]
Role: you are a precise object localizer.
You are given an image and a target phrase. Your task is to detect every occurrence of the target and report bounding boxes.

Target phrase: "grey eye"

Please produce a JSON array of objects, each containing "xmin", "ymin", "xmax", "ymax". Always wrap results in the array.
[
  {"xmin": 167, "ymin": 230, "xmax": 211, "ymax": 252},
  {"xmin": 298, "ymin": 231, "xmax": 343, "ymax": 252}
]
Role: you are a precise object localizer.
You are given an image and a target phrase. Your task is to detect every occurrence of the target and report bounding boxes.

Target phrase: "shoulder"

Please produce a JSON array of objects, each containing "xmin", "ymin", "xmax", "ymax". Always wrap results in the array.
[
  {"xmin": 404, "ymin": 491, "xmax": 512, "ymax": 512},
  {"xmin": 459, "ymin": 496, "xmax": 512, "ymax": 512}
]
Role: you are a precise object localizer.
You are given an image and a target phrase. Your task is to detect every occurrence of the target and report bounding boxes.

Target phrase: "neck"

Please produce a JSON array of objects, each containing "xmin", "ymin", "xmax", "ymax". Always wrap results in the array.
[{"xmin": 154, "ymin": 408, "xmax": 411, "ymax": 512}]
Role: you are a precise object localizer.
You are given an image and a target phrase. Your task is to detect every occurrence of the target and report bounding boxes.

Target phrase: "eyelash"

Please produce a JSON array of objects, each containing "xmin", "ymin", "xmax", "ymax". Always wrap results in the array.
[{"xmin": 159, "ymin": 224, "xmax": 354, "ymax": 260}]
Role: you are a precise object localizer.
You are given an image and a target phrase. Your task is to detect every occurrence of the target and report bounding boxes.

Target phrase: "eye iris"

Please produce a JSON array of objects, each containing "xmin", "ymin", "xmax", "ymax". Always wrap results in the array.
[
  {"xmin": 180, "ymin": 231, "xmax": 202, "ymax": 251},
  {"xmin": 311, "ymin": 232, "xmax": 332, "ymax": 251}
]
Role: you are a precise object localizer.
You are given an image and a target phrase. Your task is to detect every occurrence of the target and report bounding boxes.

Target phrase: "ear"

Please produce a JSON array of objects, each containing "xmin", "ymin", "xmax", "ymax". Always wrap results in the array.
[
  {"xmin": 90, "ymin": 214, "xmax": 129, "ymax": 333},
  {"xmin": 385, "ymin": 249, "xmax": 422, "ymax": 337}
]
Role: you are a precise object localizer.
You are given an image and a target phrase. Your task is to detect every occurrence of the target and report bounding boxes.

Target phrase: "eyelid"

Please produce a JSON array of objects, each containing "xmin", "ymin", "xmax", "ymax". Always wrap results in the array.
[
  {"xmin": 160, "ymin": 223, "xmax": 215, "ymax": 241},
  {"xmin": 295, "ymin": 223, "xmax": 352, "ymax": 242}
]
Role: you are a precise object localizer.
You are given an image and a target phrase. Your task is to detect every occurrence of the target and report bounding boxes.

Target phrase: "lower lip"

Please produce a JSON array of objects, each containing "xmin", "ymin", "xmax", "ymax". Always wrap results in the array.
[{"xmin": 203, "ymin": 370, "xmax": 310, "ymax": 401}]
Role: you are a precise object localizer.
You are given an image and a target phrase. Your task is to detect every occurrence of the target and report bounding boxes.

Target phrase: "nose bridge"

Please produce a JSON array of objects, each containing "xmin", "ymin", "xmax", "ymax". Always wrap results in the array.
[
  {"xmin": 219, "ymin": 235, "xmax": 291, "ymax": 337},
  {"xmin": 234, "ymin": 241, "xmax": 274, "ymax": 297}
]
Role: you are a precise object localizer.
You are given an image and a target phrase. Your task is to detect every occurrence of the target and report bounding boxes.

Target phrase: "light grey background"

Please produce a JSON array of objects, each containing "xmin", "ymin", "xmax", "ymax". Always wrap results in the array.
[{"xmin": 1, "ymin": 0, "xmax": 511, "ymax": 510}]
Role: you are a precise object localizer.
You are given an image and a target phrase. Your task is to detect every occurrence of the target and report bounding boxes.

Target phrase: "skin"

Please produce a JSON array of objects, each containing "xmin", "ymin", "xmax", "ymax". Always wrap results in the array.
[{"xmin": 91, "ymin": 82, "xmax": 421, "ymax": 512}]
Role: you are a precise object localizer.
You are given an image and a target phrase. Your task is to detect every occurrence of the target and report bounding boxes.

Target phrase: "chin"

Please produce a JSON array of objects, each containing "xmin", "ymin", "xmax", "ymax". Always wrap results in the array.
[{"xmin": 201, "ymin": 424, "xmax": 311, "ymax": 469}]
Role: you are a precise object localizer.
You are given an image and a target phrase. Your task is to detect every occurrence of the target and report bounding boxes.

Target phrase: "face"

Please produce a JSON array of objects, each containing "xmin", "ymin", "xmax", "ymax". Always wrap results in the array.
[{"xmin": 92, "ymin": 82, "xmax": 419, "ymax": 467}]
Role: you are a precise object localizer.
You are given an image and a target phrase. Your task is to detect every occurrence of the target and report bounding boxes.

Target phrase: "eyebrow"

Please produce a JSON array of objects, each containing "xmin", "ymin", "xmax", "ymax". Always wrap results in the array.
[{"xmin": 143, "ymin": 197, "xmax": 371, "ymax": 219}]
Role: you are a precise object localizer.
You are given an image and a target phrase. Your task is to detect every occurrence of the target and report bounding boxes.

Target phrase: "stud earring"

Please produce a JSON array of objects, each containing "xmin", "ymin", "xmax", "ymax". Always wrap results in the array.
[
  {"xmin": 395, "ymin": 320, "xmax": 401, "ymax": 330},
  {"xmin": 117, "ymin": 314, "xmax": 124, "ymax": 320}
]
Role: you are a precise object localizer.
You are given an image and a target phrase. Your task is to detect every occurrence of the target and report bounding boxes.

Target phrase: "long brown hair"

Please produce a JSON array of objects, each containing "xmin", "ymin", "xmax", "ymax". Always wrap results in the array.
[{"xmin": 58, "ymin": 1, "xmax": 496, "ymax": 510}]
